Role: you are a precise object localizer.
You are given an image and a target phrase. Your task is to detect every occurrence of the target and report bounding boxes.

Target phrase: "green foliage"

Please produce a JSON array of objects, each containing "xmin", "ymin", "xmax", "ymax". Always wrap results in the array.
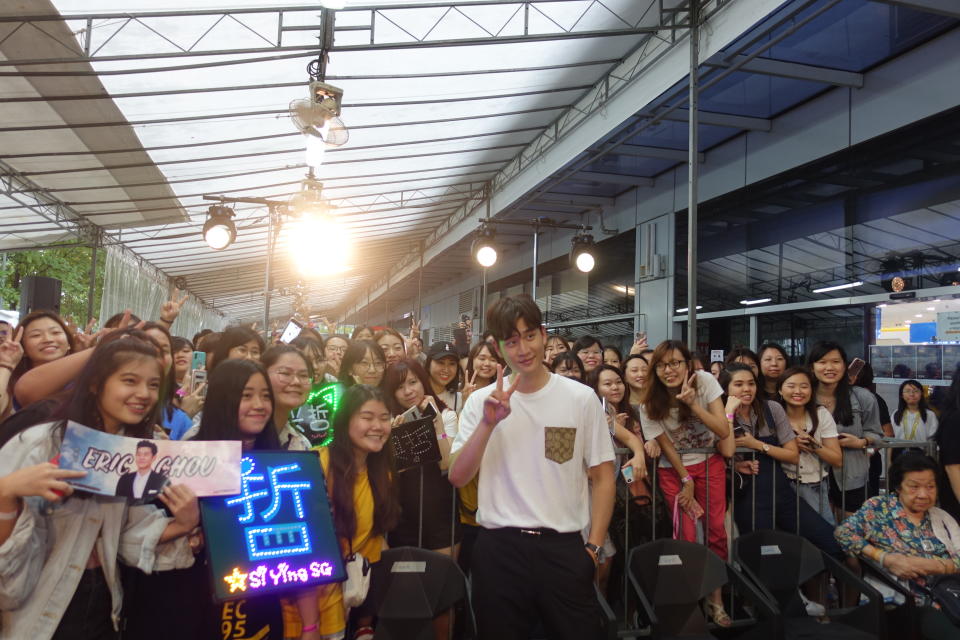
[{"xmin": 0, "ymin": 246, "xmax": 105, "ymax": 323}]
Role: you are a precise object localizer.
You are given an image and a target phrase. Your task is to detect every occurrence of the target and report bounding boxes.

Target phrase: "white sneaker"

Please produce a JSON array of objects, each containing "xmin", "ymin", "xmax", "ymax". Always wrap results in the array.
[{"xmin": 799, "ymin": 591, "xmax": 826, "ymax": 617}]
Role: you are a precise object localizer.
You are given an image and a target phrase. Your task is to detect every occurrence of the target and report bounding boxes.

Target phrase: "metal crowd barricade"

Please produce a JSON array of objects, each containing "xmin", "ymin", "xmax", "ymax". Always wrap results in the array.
[{"xmin": 423, "ymin": 438, "xmax": 940, "ymax": 636}]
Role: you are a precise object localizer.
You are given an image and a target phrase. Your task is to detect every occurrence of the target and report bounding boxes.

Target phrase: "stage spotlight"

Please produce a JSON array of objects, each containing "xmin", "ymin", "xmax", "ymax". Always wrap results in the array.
[
  {"xmin": 288, "ymin": 213, "xmax": 350, "ymax": 276},
  {"xmin": 472, "ymin": 225, "xmax": 498, "ymax": 267},
  {"xmin": 203, "ymin": 205, "xmax": 236, "ymax": 250},
  {"xmin": 570, "ymin": 231, "xmax": 596, "ymax": 273}
]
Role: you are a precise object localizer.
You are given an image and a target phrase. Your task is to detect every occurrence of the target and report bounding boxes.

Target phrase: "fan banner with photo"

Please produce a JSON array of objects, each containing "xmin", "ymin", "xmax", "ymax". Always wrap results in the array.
[
  {"xmin": 391, "ymin": 415, "xmax": 442, "ymax": 472},
  {"xmin": 57, "ymin": 421, "xmax": 241, "ymax": 502}
]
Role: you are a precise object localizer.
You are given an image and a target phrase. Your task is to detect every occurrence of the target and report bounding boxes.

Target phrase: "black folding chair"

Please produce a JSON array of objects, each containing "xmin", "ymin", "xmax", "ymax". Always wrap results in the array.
[
  {"xmin": 627, "ymin": 538, "xmax": 778, "ymax": 640},
  {"xmin": 860, "ymin": 556, "xmax": 920, "ymax": 640},
  {"xmin": 733, "ymin": 530, "xmax": 882, "ymax": 640},
  {"xmin": 367, "ymin": 546, "xmax": 476, "ymax": 640}
]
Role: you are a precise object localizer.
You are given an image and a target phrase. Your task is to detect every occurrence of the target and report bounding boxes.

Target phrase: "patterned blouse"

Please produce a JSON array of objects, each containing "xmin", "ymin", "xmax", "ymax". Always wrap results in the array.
[{"xmin": 835, "ymin": 494, "xmax": 960, "ymax": 590}]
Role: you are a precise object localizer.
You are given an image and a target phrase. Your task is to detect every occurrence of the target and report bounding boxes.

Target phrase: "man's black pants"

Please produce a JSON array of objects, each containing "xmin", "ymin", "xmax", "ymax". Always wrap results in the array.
[{"xmin": 472, "ymin": 526, "xmax": 603, "ymax": 640}]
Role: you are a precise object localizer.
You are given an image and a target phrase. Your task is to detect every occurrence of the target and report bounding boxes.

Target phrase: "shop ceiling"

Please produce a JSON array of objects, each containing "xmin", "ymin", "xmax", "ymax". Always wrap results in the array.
[{"xmin": 0, "ymin": 0, "xmax": 958, "ymax": 323}]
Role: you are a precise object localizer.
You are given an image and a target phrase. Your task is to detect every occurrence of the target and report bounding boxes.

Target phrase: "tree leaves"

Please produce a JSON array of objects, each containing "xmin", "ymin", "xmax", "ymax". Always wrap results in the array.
[{"xmin": 0, "ymin": 247, "xmax": 105, "ymax": 322}]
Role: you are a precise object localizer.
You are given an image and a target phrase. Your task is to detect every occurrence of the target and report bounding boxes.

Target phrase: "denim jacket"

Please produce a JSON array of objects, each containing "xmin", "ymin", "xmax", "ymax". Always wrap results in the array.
[{"xmin": 0, "ymin": 423, "xmax": 195, "ymax": 640}]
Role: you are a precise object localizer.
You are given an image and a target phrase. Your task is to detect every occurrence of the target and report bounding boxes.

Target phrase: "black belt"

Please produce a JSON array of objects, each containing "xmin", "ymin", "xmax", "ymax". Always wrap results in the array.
[{"xmin": 485, "ymin": 526, "xmax": 576, "ymax": 537}]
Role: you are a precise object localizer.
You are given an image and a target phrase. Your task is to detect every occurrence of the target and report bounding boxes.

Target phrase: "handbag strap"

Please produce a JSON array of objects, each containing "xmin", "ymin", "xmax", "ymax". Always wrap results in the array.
[{"xmin": 929, "ymin": 507, "xmax": 960, "ymax": 558}]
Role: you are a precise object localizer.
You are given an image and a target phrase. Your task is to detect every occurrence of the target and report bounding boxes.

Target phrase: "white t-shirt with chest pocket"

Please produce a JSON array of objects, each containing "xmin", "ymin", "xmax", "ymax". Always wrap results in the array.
[{"xmin": 452, "ymin": 373, "xmax": 615, "ymax": 533}]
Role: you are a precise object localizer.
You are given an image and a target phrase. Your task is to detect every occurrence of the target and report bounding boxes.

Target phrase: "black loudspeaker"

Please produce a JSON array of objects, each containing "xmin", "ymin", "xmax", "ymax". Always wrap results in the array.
[{"xmin": 19, "ymin": 276, "xmax": 62, "ymax": 318}]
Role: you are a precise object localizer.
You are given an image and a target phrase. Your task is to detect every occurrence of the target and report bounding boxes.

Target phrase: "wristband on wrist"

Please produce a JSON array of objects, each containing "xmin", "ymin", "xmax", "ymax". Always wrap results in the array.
[
  {"xmin": 680, "ymin": 475, "xmax": 692, "ymax": 485},
  {"xmin": 725, "ymin": 413, "xmax": 735, "ymax": 421},
  {"xmin": 301, "ymin": 623, "xmax": 318, "ymax": 632},
  {"xmin": 0, "ymin": 509, "xmax": 18, "ymax": 521}
]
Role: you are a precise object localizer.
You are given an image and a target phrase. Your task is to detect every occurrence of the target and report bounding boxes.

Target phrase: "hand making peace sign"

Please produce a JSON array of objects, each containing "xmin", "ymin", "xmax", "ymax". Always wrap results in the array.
[
  {"xmin": 675, "ymin": 373, "xmax": 697, "ymax": 406},
  {"xmin": 0, "ymin": 327, "xmax": 24, "ymax": 371},
  {"xmin": 462, "ymin": 369, "xmax": 480, "ymax": 403},
  {"xmin": 482, "ymin": 364, "xmax": 520, "ymax": 427}
]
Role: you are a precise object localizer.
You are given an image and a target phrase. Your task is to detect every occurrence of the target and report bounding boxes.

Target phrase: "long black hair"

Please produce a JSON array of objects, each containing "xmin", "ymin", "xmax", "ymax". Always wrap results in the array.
[
  {"xmin": 571, "ymin": 335, "xmax": 602, "ymax": 355},
  {"xmin": 806, "ymin": 341, "xmax": 854, "ymax": 426},
  {"xmin": 339, "ymin": 340, "xmax": 386, "ymax": 388},
  {"xmin": 587, "ymin": 364, "xmax": 639, "ymax": 427},
  {"xmin": 48, "ymin": 330, "xmax": 162, "ymax": 440},
  {"xmin": 894, "ymin": 379, "xmax": 930, "ymax": 426},
  {"xmin": 142, "ymin": 322, "xmax": 178, "ymax": 423},
  {"xmin": 778, "ymin": 366, "xmax": 821, "ymax": 436},
  {"xmin": 195, "ymin": 359, "xmax": 280, "ymax": 449},
  {"xmin": 327, "ymin": 385, "xmax": 400, "ymax": 542},
  {"xmin": 550, "ymin": 351, "xmax": 586, "ymax": 381},
  {"xmin": 724, "ymin": 363, "xmax": 767, "ymax": 432},
  {"xmin": 210, "ymin": 326, "xmax": 264, "ymax": 371}
]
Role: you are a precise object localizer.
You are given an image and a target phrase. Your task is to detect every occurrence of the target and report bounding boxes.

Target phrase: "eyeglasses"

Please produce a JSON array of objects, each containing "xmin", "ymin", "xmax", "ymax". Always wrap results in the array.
[
  {"xmin": 355, "ymin": 360, "xmax": 385, "ymax": 372},
  {"xmin": 655, "ymin": 359, "xmax": 687, "ymax": 372},
  {"xmin": 325, "ymin": 346, "xmax": 347, "ymax": 355},
  {"xmin": 271, "ymin": 368, "xmax": 311, "ymax": 383}
]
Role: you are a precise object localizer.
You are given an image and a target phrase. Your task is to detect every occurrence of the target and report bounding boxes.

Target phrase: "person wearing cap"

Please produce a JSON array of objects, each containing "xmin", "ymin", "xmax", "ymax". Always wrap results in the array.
[
  {"xmin": 449, "ymin": 294, "xmax": 615, "ymax": 640},
  {"xmin": 426, "ymin": 341, "xmax": 463, "ymax": 413}
]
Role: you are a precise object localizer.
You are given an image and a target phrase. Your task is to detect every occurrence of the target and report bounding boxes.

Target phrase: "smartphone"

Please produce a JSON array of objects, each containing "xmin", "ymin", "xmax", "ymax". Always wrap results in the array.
[
  {"xmin": 453, "ymin": 327, "xmax": 468, "ymax": 352},
  {"xmin": 847, "ymin": 357, "xmax": 866, "ymax": 382},
  {"xmin": 191, "ymin": 351, "xmax": 206, "ymax": 370},
  {"xmin": 733, "ymin": 425, "xmax": 746, "ymax": 438},
  {"xmin": 279, "ymin": 318, "xmax": 303, "ymax": 344},
  {"xmin": 621, "ymin": 465, "xmax": 635, "ymax": 484},
  {"xmin": 190, "ymin": 368, "xmax": 208, "ymax": 397},
  {"xmin": 636, "ymin": 331, "xmax": 647, "ymax": 342}
]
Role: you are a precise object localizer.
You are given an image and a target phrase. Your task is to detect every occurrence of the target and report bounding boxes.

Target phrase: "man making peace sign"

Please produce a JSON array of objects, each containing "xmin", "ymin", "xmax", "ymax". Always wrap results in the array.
[{"xmin": 449, "ymin": 294, "xmax": 615, "ymax": 640}]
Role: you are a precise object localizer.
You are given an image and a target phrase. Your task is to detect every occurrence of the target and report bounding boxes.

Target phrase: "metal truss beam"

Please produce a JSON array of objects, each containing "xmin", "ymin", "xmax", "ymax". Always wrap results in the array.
[
  {"xmin": 0, "ymin": 2, "xmax": 658, "ymax": 66},
  {"xmin": 707, "ymin": 54, "xmax": 864, "ymax": 88},
  {"xmin": 873, "ymin": 0, "xmax": 960, "ymax": 18},
  {"xmin": 0, "ymin": 162, "xmax": 217, "ymax": 308},
  {"xmin": 573, "ymin": 172, "xmax": 655, "ymax": 186},
  {"xmin": 337, "ymin": 0, "xmax": 791, "ymax": 320}
]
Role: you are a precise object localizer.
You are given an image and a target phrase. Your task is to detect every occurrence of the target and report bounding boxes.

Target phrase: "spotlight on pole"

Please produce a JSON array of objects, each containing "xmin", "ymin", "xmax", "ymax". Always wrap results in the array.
[
  {"xmin": 202, "ymin": 204, "xmax": 236, "ymax": 250},
  {"xmin": 471, "ymin": 225, "xmax": 498, "ymax": 267},
  {"xmin": 570, "ymin": 230, "xmax": 596, "ymax": 273}
]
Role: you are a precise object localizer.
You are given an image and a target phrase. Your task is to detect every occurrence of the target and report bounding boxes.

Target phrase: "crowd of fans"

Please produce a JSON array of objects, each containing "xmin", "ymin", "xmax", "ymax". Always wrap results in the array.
[{"xmin": 0, "ymin": 293, "xmax": 958, "ymax": 640}]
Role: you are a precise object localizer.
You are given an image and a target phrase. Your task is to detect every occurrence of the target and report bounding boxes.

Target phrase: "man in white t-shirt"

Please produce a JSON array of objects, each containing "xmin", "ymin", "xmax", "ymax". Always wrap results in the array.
[{"xmin": 449, "ymin": 294, "xmax": 615, "ymax": 640}]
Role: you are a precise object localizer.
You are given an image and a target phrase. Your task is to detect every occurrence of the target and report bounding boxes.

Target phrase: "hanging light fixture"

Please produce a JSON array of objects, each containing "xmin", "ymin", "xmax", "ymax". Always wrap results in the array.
[
  {"xmin": 570, "ymin": 229, "xmax": 596, "ymax": 273},
  {"xmin": 287, "ymin": 172, "xmax": 351, "ymax": 276},
  {"xmin": 472, "ymin": 224, "xmax": 498, "ymax": 267},
  {"xmin": 202, "ymin": 204, "xmax": 236, "ymax": 250}
]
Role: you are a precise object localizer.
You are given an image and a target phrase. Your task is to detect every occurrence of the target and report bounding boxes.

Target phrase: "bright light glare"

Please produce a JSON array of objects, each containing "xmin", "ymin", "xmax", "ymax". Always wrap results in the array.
[
  {"xmin": 288, "ymin": 215, "xmax": 350, "ymax": 276},
  {"xmin": 812, "ymin": 280, "xmax": 863, "ymax": 293},
  {"xmin": 305, "ymin": 131, "xmax": 327, "ymax": 169},
  {"xmin": 740, "ymin": 298, "xmax": 772, "ymax": 305},
  {"xmin": 204, "ymin": 225, "xmax": 231, "ymax": 250},
  {"xmin": 575, "ymin": 251, "xmax": 595, "ymax": 273},
  {"xmin": 476, "ymin": 245, "xmax": 497, "ymax": 267}
]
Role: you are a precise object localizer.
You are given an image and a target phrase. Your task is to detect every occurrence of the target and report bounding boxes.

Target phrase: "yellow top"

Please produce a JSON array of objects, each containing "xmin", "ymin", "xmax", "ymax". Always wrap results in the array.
[
  {"xmin": 458, "ymin": 474, "xmax": 480, "ymax": 527},
  {"xmin": 282, "ymin": 447, "xmax": 385, "ymax": 637}
]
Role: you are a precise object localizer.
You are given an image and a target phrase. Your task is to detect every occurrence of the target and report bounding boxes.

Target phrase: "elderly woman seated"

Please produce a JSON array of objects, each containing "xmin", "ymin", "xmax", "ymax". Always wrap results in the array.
[{"xmin": 835, "ymin": 453, "xmax": 960, "ymax": 639}]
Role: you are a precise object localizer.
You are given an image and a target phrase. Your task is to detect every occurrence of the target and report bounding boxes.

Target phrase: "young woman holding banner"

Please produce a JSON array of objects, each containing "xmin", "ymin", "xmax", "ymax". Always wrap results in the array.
[{"xmin": 0, "ymin": 332, "xmax": 198, "ymax": 640}]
